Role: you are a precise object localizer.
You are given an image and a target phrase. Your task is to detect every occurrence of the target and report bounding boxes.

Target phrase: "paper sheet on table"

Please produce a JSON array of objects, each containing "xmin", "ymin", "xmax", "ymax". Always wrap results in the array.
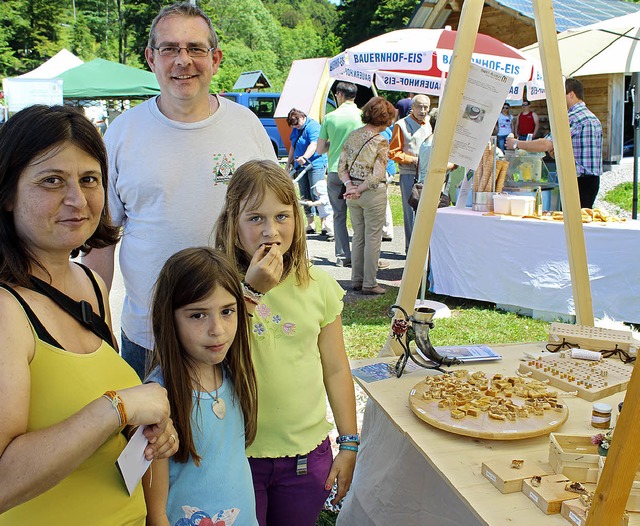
[
  {"xmin": 449, "ymin": 63, "xmax": 514, "ymax": 170},
  {"xmin": 116, "ymin": 425, "xmax": 152, "ymax": 495}
]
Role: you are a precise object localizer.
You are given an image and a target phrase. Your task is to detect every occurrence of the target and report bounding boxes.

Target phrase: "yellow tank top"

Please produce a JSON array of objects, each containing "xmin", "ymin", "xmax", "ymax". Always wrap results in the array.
[{"xmin": 0, "ymin": 300, "xmax": 146, "ymax": 525}]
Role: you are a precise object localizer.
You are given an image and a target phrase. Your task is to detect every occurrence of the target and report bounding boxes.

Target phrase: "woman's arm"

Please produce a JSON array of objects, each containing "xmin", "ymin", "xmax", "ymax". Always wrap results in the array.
[
  {"xmin": 143, "ymin": 459, "xmax": 171, "ymax": 526},
  {"xmin": 0, "ymin": 292, "xmax": 172, "ymax": 514},
  {"xmin": 318, "ymin": 316, "xmax": 358, "ymax": 504}
]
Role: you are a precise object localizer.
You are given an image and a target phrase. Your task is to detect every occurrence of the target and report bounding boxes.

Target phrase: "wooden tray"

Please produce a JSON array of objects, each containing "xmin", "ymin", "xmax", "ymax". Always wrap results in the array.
[
  {"xmin": 409, "ymin": 380, "xmax": 569, "ymax": 440},
  {"xmin": 518, "ymin": 354, "xmax": 632, "ymax": 401}
]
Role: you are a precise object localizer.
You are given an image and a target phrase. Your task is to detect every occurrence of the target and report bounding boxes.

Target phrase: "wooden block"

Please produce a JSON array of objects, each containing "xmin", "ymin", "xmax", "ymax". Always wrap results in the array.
[
  {"xmin": 561, "ymin": 498, "xmax": 629, "ymax": 526},
  {"xmin": 481, "ymin": 458, "xmax": 554, "ymax": 493},
  {"xmin": 521, "ymin": 473, "xmax": 577, "ymax": 514},
  {"xmin": 549, "ymin": 433, "xmax": 601, "ymax": 483}
]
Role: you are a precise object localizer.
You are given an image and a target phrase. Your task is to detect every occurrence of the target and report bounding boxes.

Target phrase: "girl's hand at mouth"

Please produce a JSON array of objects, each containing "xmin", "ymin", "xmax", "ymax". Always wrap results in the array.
[{"xmin": 244, "ymin": 243, "xmax": 284, "ymax": 294}]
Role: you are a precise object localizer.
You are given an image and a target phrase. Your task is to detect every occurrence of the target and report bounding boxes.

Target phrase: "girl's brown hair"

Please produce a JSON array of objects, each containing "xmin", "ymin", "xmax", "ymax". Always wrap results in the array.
[
  {"xmin": 150, "ymin": 247, "xmax": 258, "ymax": 465},
  {"xmin": 214, "ymin": 159, "xmax": 310, "ymax": 286}
]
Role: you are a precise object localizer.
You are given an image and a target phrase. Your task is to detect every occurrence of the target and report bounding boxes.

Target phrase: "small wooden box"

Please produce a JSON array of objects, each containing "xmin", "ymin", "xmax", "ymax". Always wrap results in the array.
[
  {"xmin": 481, "ymin": 458, "xmax": 554, "ymax": 493},
  {"xmin": 522, "ymin": 473, "xmax": 579, "ymax": 514},
  {"xmin": 549, "ymin": 433, "xmax": 601, "ymax": 483},
  {"xmin": 561, "ymin": 498, "xmax": 629, "ymax": 526},
  {"xmin": 598, "ymin": 456, "xmax": 640, "ymax": 512}
]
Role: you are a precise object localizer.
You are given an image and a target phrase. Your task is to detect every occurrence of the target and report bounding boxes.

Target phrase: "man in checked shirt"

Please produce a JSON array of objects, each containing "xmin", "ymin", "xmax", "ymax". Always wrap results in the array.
[{"xmin": 506, "ymin": 77, "xmax": 603, "ymax": 208}]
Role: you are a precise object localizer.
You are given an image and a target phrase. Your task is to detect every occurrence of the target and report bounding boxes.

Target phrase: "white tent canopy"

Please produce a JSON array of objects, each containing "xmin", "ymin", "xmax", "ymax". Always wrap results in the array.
[{"xmin": 18, "ymin": 49, "xmax": 83, "ymax": 79}]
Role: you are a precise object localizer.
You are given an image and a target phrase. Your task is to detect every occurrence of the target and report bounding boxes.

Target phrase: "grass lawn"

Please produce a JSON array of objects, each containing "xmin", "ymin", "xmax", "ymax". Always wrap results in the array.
[{"xmin": 604, "ymin": 181, "xmax": 639, "ymax": 212}]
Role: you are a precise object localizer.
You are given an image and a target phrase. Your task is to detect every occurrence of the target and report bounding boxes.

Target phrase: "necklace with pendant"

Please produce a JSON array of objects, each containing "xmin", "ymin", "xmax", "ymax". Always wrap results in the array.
[{"xmin": 196, "ymin": 365, "xmax": 226, "ymax": 419}]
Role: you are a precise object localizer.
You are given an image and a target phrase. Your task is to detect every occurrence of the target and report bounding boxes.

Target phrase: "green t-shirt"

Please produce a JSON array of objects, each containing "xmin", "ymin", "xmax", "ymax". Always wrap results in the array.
[{"xmin": 319, "ymin": 101, "xmax": 363, "ymax": 172}]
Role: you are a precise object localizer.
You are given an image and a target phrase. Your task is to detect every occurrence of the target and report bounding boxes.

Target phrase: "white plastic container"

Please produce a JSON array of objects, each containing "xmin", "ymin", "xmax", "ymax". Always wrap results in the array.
[
  {"xmin": 492, "ymin": 194, "xmax": 511, "ymax": 215},
  {"xmin": 509, "ymin": 195, "xmax": 534, "ymax": 216}
]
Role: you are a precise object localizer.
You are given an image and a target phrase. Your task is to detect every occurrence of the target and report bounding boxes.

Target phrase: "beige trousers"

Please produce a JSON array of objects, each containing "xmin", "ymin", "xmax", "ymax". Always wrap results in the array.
[{"xmin": 347, "ymin": 185, "xmax": 387, "ymax": 288}]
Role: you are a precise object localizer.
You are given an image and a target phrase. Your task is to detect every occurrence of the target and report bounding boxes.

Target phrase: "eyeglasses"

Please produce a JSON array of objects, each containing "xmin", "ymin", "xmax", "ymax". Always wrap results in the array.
[{"xmin": 151, "ymin": 46, "xmax": 215, "ymax": 58}]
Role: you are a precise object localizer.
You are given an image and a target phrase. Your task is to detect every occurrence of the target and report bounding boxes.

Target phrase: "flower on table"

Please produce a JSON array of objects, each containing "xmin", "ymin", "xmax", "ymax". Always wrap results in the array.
[{"xmin": 591, "ymin": 429, "xmax": 614, "ymax": 450}]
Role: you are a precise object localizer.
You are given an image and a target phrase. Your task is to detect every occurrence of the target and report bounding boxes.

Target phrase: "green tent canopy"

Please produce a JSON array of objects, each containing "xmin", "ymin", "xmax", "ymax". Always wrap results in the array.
[{"xmin": 58, "ymin": 58, "xmax": 160, "ymax": 99}]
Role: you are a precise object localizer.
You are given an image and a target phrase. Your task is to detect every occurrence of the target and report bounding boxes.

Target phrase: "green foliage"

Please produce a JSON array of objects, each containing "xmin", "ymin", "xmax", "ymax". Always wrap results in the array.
[
  {"xmin": 337, "ymin": 0, "xmax": 419, "ymax": 49},
  {"xmin": 604, "ymin": 181, "xmax": 639, "ymax": 212}
]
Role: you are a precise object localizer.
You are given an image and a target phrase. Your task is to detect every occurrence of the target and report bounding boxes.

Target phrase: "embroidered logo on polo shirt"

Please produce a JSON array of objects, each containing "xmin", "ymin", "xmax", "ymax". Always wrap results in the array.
[{"xmin": 212, "ymin": 153, "xmax": 236, "ymax": 185}]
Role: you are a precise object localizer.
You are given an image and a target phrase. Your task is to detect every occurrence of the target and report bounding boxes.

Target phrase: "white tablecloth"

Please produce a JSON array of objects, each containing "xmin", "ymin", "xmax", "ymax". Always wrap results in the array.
[{"xmin": 429, "ymin": 208, "xmax": 640, "ymax": 323}]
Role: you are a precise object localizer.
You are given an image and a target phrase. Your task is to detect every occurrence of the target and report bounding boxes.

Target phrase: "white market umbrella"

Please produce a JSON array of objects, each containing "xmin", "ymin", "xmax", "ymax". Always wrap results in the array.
[
  {"xmin": 329, "ymin": 28, "xmax": 544, "ymax": 101},
  {"xmin": 520, "ymin": 11, "xmax": 640, "ymax": 77}
]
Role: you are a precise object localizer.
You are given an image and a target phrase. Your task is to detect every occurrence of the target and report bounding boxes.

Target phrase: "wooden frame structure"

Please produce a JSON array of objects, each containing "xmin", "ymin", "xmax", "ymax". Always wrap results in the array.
[{"xmin": 384, "ymin": 0, "xmax": 635, "ymax": 522}]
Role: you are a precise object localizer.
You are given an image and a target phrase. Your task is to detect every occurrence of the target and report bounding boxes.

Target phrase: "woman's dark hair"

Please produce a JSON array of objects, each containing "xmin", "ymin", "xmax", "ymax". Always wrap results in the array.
[
  {"xmin": 361, "ymin": 96, "xmax": 395, "ymax": 127},
  {"xmin": 150, "ymin": 247, "xmax": 258, "ymax": 464},
  {"xmin": 286, "ymin": 108, "xmax": 306, "ymax": 126},
  {"xmin": 0, "ymin": 104, "xmax": 120, "ymax": 286}
]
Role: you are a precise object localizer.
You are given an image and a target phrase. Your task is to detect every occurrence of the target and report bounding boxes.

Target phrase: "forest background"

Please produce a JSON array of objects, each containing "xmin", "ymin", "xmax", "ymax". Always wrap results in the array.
[{"xmin": 1, "ymin": 0, "xmax": 420, "ymax": 92}]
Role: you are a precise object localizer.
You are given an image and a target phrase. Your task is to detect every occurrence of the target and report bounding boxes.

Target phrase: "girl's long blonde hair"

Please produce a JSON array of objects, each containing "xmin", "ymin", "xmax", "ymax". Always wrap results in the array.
[
  {"xmin": 214, "ymin": 159, "xmax": 310, "ymax": 286},
  {"xmin": 150, "ymin": 247, "xmax": 258, "ymax": 465}
]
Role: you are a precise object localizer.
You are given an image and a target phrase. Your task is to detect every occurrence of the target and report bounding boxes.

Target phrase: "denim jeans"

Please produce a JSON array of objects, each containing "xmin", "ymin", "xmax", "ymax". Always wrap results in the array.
[{"xmin": 120, "ymin": 331, "xmax": 152, "ymax": 380}]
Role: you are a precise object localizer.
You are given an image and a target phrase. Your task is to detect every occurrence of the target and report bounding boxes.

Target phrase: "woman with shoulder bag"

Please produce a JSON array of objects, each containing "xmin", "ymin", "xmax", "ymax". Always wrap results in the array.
[{"xmin": 338, "ymin": 97, "xmax": 396, "ymax": 295}]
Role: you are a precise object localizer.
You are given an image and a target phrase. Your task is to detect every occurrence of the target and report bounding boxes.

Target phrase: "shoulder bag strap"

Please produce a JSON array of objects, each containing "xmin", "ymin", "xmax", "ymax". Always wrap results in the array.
[
  {"xmin": 28, "ymin": 275, "xmax": 114, "ymax": 347},
  {"xmin": 348, "ymin": 133, "xmax": 380, "ymax": 174},
  {"xmin": 0, "ymin": 283, "xmax": 62, "ymax": 348}
]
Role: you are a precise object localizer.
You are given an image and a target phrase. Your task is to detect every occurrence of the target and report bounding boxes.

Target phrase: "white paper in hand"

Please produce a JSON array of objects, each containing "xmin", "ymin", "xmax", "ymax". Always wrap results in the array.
[{"xmin": 116, "ymin": 426, "xmax": 152, "ymax": 495}]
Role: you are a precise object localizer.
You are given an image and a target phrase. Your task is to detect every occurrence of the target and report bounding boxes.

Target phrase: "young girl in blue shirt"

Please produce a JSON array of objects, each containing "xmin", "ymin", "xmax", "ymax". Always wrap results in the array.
[{"xmin": 144, "ymin": 247, "xmax": 259, "ymax": 526}]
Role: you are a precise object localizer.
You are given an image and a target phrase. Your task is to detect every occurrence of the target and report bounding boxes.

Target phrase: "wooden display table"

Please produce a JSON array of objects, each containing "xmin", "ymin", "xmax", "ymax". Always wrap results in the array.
[{"xmin": 337, "ymin": 342, "xmax": 638, "ymax": 526}]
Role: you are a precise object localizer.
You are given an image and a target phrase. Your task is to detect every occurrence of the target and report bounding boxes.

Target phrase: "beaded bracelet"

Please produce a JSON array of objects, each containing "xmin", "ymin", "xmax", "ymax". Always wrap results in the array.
[
  {"xmin": 242, "ymin": 281, "xmax": 264, "ymax": 305},
  {"xmin": 103, "ymin": 390, "xmax": 128, "ymax": 427},
  {"xmin": 339, "ymin": 444, "xmax": 359, "ymax": 452},
  {"xmin": 336, "ymin": 433, "xmax": 360, "ymax": 445}
]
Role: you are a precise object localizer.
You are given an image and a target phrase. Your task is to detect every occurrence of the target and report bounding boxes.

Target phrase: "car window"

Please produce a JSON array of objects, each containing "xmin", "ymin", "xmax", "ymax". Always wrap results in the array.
[{"xmin": 249, "ymin": 97, "xmax": 278, "ymax": 118}]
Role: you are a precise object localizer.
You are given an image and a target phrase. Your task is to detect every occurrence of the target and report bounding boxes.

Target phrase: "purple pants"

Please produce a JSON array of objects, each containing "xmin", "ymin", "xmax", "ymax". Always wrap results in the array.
[{"xmin": 249, "ymin": 437, "xmax": 333, "ymax": 526}]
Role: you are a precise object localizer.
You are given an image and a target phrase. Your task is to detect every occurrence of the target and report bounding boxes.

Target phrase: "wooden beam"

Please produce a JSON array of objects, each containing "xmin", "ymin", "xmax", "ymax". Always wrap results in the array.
[
  {"xmin": 448, "ymin": 0, "xmax": 461, "ymax": 12},
  {"xmin": 381, "ymin": 0, "xmax": 484, "ymax": 357},
  {"xmin": 531, "ymin": 0, "xmax": 594, "ymax": 326},
  {"xmin": 423, "ymin": 0, "xmax": 451, "ymax": 28},
  {"xmin": 586, "ymin": 362, "xmax": 640, "ymax": 524}
]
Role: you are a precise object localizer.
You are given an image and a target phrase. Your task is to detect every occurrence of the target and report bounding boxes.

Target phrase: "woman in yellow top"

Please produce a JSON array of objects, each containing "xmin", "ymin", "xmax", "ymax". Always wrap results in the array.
[{"xmin": 0, "ymin": 105, "xmax": 178, "ymax": 524}]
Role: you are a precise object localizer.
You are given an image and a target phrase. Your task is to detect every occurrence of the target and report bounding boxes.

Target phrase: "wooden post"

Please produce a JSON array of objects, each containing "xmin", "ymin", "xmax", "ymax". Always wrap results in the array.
[
  {"xmin": 531, "ymin": 0, "xmax": 595, "ymax": 326},
  {"xmin": 586, "ymin": 362, "xmax": 640, "ymax": 525},
  {"xmin": 382, "ymin": 0, "xmax": 484, "ymax": 356}
]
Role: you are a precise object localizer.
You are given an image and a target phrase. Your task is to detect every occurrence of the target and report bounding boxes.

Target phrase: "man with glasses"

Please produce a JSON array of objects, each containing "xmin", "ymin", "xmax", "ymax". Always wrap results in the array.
[
  {"xmin": 389, "ymin": 94, "xmax": 432, "ymax": 251},
  {"xmin": 84, "ymin": 2, "xmax": 275, "ymax": 378}
]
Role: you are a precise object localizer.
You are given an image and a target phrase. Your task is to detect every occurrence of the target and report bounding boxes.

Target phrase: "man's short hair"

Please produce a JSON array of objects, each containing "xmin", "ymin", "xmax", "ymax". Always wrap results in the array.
[
  {"xmin": 148, "ymin": 2, "xmax": 219, "ymax": 49},
  {"xmin": 335, "ymin": 82, "xmax": 357, "ymax": 100},
  {"xmin": 565, "ymin": 78, "xmax": 584, "ymax": 101},
  {"xmin": 411, "ymin": 94, "xmax": 430, "ymax": 109}
]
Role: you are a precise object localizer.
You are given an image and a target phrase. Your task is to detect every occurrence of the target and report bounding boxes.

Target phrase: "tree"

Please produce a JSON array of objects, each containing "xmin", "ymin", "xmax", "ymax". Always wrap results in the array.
[{"xmin": 336, "ymin": 0, "xmax": 418, "ymax": 49}]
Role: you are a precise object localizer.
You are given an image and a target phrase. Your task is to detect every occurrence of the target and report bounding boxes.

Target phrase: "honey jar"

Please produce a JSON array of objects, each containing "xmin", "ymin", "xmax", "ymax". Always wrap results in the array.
[{"xmin": 591, "ymin": 403, "xmax": 612, "ymax": 429}]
